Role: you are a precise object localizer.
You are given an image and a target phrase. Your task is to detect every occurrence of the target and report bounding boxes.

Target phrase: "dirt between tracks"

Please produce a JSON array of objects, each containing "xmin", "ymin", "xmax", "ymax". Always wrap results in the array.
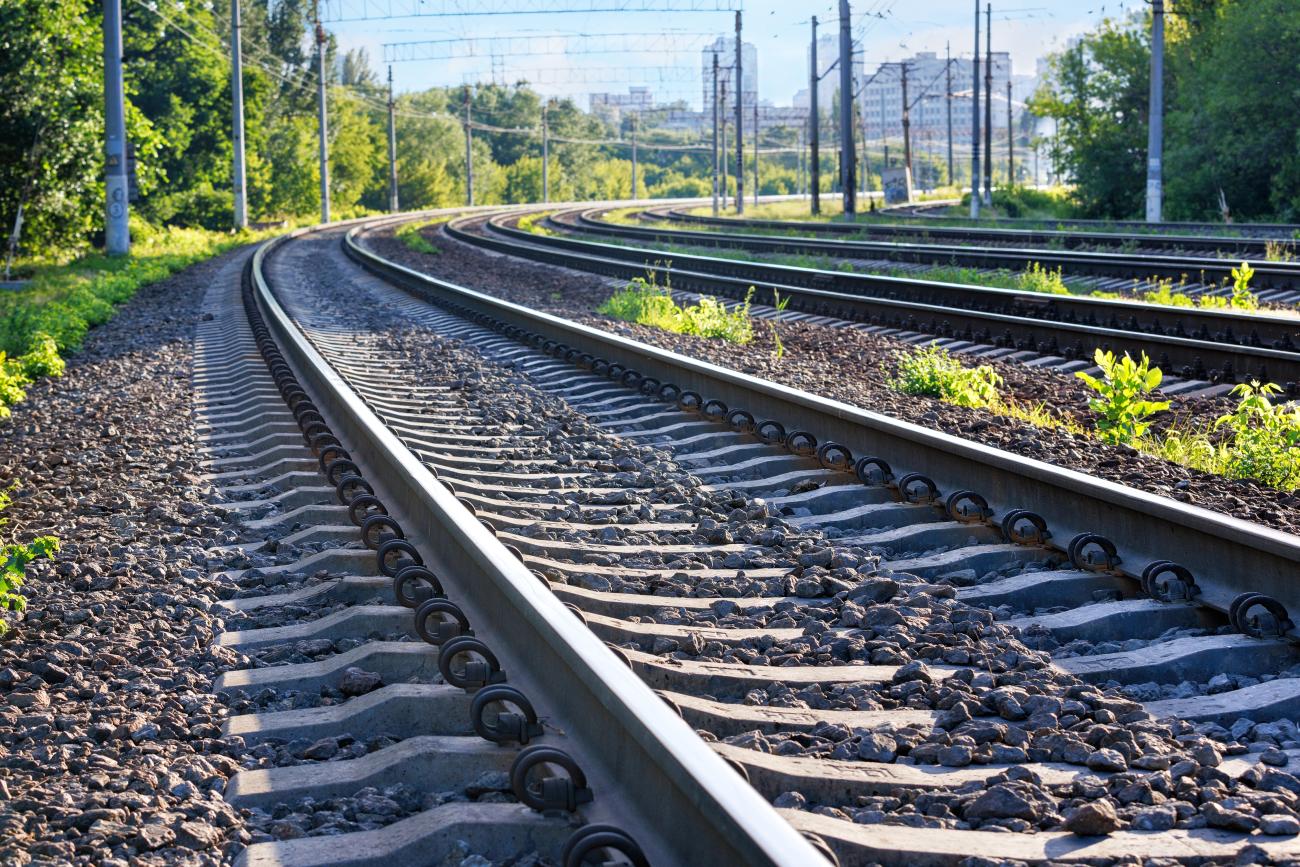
[{"xmin": 367, "ymin": 221, "xmax": 1299, "ymax": 537}]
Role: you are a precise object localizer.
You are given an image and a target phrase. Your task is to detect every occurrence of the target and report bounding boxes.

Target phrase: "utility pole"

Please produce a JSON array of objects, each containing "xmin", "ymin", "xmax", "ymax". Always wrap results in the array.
[
  {"xmin": 970, "ymin": 0, "xmax": 981, "ymax": 217},
  {"xmin": 983, "ymin": 1, "xmax": 993, "ymax": 205},
  {"xmin": 809, "ymin": 16, "xmax": 821, "ymax": 215},
  {"xmin": 734, "ymin": 10, "xmax": 745, "ymax": 214},
  {"xmin": 712, "ymin": 53, "xmax": 720, "ymax": 215},
  {"xmin": 901, "ymin": 63, "xmax": 913, "ymax": 194},
  {"xmin": 386, "ymin": 65, "xmax": 399, "ymax": 213},
  {"xmin": 542, "ymin": 102, "xmax": 549, "ymax": 204},
  {"xmin": 798, "ymin": 127, "xmax": 806, "ymax": 197},
  {"xmin": 464, "ymin": 91, "xmax": 473, "ymax": 206},
  {"xmin": 721, "ymin": 79, "xmax": 729, "ymax": 208},
  {"xmin": 1007, "ymin": 78, "xmax": 1014, "ymax": 186},
  {"xmin": 103, "ymin": 0, "xmax": 129, "ymax": 254},
  {"xmin": 1145, "ymin": 0, "xmax": 1164, "ymax": 221},
  {"xmin": 945, "ymin": 42, "xmax": 954, "ymax": 187},
  {"xmin": 630, "ymin": 114, "xmax": 638, "ymax": 198},
  {"xmin": 231, "ymin": 0, "xmax": 248, "ymax": 229},
  {"xmin": 314, "ymin": 8, "xmax": 330, "ymax": 223},
  {"xmin": 838, "ymin": 0, "xmax": 856, "ymax": 216},
  {"xmin": 752, "ymin": 100, "xmax": 759, "ymax": 206}
]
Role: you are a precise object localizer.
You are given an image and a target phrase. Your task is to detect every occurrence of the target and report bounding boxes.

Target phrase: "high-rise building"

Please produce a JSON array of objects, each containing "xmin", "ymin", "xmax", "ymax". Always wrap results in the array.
[
  {"xmin": 701, "ymin": 36, "xmax": 756, "ymax": 115},
  {"xmin": 863, "ymin": 50, "xmax": 1013, "ymax": 147},
  {"xmin": 809, "ymin": 34, "xmax": 862, "ymax": 121},
  {"xmin": 589, "ymin": 86, "xmax": 655, "ymax": 123}
]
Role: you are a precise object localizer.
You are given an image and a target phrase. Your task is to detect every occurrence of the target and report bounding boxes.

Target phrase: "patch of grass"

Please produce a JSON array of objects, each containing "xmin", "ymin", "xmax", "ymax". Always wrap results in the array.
[
  {"xmin": 597, "ymin": 272, "xmax": 754, "ymax": 344},
  {"xmin": 890, "ymin": 343, "xmax": 1002, "ymax": 407},
  {"xmin": 396, "ymin": 218, "xmax": 446, "ymax": 255},
  {"xmin": 0, "ymin": 221, "xmax": 281, "ymax": 418},
  {"xmin": 516, "ymin": 212, "xmax": 558, "ymax": 236},
  {"xmin": 887, "ymin": 342, "xmax": 1084, "ymax": 434}
]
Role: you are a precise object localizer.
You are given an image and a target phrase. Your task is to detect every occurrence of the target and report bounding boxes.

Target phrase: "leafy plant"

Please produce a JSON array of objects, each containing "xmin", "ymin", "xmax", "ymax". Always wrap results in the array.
[
  {"xmin": 890, "ymin": 343, "xmax": 1002, "ymax": 408},
  {"xmin": 1265, "ymin": 240, "xmax": 1296, "ymax": 263},
  {"xmin": 1229, "ymin": 262, "xmax": 1259, "ymax": 310},
  {"xmin": 0, "ymin": 486, "xmax": 59, "ymax": 636},
  {"xmin": 1076, "ymin": 349, "xmax": 1171, "ymax": 444},
  {"xmin": 1213, "ymin": 381, "xmax": 1300, "ymax": 489}
]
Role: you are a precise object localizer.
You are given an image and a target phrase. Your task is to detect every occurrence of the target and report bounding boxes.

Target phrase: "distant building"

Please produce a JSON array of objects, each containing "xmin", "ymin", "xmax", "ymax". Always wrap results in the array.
[
  {"xmin": 862, "ymin": 50, "xmax": 1013, "ymax": 147},
  {"xmin": 589, "ymin": 86, "xmax": 655, "ymax": 123},
  {"xmin": 701, "ymin": 36, "xmax": 757, "ymax": 115},
  {"xmin": 809, "ymin": 34, "xmax": 862, "ymax": 120}
]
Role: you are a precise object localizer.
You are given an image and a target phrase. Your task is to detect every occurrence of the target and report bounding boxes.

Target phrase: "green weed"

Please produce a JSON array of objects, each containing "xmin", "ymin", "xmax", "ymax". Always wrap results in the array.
[
  {"xmin": 1017, "ymin": 262, "xmax": 1071, "ymax": 296},
  {"xmin": 597, "ymin": 272, "xmax": 755, "ymax": 344},
  {"xmin": 1076, "ymin": 349, "xmax": 1171, "ymax": 445},
  {"xmin": 1212, "ymin": 381, "xmax": 1300, "ymax": 489},
  {"xmin": 889, "ymin": 343, "xmax": 1002, "ymax": 408},
  {"xmin": 0, "ymin": 485, "xmax": 59, "ymax": 636},
  {"xmin": 396, "ymin": 218, "xmax": 444, "ymax": 255},
  {"xmin": 1229, "ymin": 262, "xmax": 1259, "ymax": 311}
]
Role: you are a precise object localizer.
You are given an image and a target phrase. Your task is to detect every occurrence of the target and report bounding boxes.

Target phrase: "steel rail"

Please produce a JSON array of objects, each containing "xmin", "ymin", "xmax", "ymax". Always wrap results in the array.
[
  {"xmin": 570, "ymin": 208, "xmax": 1300, "ymax": 291},
  {"xmin": 650, "ymin": 205, "xmax": 1288, "ymax": 257},
  {"xmin": 450, "ymin": 212, "xmax": 1300, "ymax": 388},
  {"xmin": 351, "ymin": 214, "xmax": 1300, "ymax": 651},
  {"xmin": 251, "ymin": 218, "xmax": 830, "ymax": 867},
  {"xmin": 881, "ymin": 200, "xmax": 1300, "ymax": 237}
]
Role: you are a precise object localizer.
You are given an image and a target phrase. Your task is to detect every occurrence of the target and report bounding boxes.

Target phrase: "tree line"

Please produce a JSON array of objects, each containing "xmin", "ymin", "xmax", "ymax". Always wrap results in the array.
[
  {"xmin": 2, "ymin": 0, "xmax": 828, "ymax": 258},
  {"xmin": 1030, "ymin": 0, "xmax": 1300, "ymax": 222}
]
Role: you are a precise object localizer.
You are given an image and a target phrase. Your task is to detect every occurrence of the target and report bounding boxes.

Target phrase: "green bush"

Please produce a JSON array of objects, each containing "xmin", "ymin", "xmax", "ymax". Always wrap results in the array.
[
  {"xmin": 889, "ymin": 343, "xmax": 1002, "ymax": 408},
  {"xmin": 1076, "ymin": 349, "xmax": 1171, "ymax": 444},
  {"xmin": 1017, "ymin": 262, "xmax": 1071, "ymax": 295}
]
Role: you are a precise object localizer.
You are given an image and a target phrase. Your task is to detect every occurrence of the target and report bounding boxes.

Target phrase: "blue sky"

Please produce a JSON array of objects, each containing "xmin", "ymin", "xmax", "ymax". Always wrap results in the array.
[{"xmin": 329, "ymin": 0, "xmax": 1144, "ymax": 108}]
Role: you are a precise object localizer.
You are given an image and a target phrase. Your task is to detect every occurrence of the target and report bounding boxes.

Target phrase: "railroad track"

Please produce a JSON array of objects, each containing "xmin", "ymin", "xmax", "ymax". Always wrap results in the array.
[
  {"xmin": 879, "ymin": 200, "xmax": 1300, "ymax": 239},
  {"xmin": 570, "ymin": 207, "xmax": 1300, "ymax": 300},
  {"xmin": 201, "ymin": 208, "xmax": 1300, "ymax": 865},
  {"xmin": 648, "ymin": 206, "xmax": 1299, "ymax": 261},
  {"xmin": 444, "ymin": 210, "xmax": 1300, "ymax": 396}
]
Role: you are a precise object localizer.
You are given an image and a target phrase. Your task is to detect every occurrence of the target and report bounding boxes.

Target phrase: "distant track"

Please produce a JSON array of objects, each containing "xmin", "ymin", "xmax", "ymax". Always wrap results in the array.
[{"xmin": 446, "ymin": 210, "xmax": 1300, "ymax": 393}]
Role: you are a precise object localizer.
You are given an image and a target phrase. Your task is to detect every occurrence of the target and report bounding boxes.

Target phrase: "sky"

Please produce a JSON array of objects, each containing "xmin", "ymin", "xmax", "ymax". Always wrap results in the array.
[{"xmin": 327, "ymin": 0, "xmax": 1146, "ymax": 109}]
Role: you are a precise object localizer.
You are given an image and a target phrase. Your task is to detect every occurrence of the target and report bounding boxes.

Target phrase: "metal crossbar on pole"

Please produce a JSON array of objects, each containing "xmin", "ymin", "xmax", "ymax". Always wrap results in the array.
[
  {"xmin": 384, "ymin": 31, "xmax": 712, "ymax": 63},
  {"xmin": 321, "ymin": 0, "xmax": 741, "ymax": 21}
]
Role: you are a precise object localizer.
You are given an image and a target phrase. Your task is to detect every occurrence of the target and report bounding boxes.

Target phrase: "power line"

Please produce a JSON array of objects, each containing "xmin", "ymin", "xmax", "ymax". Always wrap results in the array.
[
  {"xmin": 383, "ymin": 31, "xmax": 713, "ymax": 63},
  {"xmin": 321, "ymin": 0, "xmax": 742, "ymax": 22}
]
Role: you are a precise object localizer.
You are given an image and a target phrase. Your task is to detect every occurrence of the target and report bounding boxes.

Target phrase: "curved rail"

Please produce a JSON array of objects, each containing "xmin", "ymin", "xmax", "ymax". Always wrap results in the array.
[
  {"xmin": 650, "ymin": 205, "xmax": 1292, "ymax": 257},
  {"xmin": 250, "ymin": 217, "xmax": 830, "ymax": 867},
  {"xmin": 572, "ymin": 208, "xmax": 1300, "ymax": 291},
  {"xmin": 385, "ymin": 212, "xmax": 1300, "ymax": 640},
  {"xmin": 450, "ymin": 210, "xmax": 1300, "ymax": 389}
]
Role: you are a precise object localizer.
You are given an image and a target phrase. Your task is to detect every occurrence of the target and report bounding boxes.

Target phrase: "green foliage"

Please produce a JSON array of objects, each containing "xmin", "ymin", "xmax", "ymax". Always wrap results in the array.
[
  {"xmin": 959, "ymin": 186, "xmax": 1076, "ymax": 220},
  {"xmin": 1076, "ymin": 349, "xmax": 1171, "ymax": 445},
  {"xmin": 889, "ymin": 344, "xmax": 1002, "ymax": 408},
  {"xmin": 1212, "ymin": 381, "xmax": 1300, "ymax": 489},
  {"xmin": 0, "ymin": 222, "xmax": 277, "ymax": 416},
  {"xmin": 1033, "ymin": 1, "xmax": 1300, "ymax": 222},
  {"xmin": 1017, "ymin": 262, "xmax": 1071, "ymax": 296},
  {"xmin": 0, "ymin": 485, "xmax": 59, "ymax": 635},
  {"xmin": 597, "ymin": 274, "xmax": 754, "ymax": 344},
  {"xmin": 1230, "ymin": 262, "xmax": 1259, "ymax": 310},
  {"xmin": 396, "ymin": 219, "xmax": 442, "ymax": 255}
]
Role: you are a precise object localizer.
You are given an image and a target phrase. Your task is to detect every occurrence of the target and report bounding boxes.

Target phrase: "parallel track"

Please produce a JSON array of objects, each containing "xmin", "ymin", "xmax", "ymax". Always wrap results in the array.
[
  {"xmin": 445, "ymin": 211, "xmax": 1300, "ymax": 393},
  {"xmin": 212, "ymin": 208, "xmax": 1300, "ymax": 864},
  {"xmin": 572, "ymin": 208, "xmax": 1300, "ymax": 297},
  {"xmin": 652, "ymin": 206, "xmax": 1300, "ymax": 260}
]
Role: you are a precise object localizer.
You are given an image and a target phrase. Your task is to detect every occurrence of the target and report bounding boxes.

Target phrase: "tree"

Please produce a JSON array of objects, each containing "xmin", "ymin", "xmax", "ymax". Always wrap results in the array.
[{"xmin": 1029, "ymin": 14, "xmax": 1151, "ymax": 218}]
